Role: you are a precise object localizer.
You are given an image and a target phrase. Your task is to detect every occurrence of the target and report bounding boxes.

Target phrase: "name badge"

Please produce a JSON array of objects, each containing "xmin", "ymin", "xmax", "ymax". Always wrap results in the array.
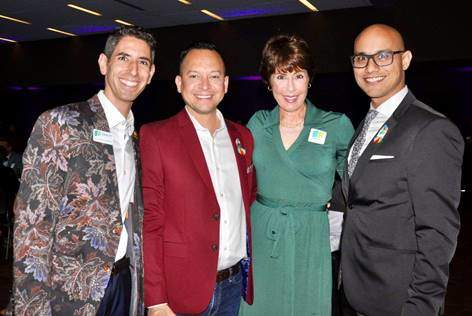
[
  {"xmin": 308, "ymin": 128, "xmax": 327, "ymax": 145},
  {"xmin": 92, "ymin": 129, "xmax": 113, "ymax": 145}
]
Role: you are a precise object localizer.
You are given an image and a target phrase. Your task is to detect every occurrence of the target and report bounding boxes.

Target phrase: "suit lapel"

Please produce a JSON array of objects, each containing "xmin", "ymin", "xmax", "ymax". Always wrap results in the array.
[
  {"xmin": 89, "ymin": 95, "xmax": 143, "ymax": 314},
  {"xmin": 341, "ymin": 158, "xmax": 350, "ymax": 202},
  {"xmin": 227, "ymin": 121, "xmax": 250, "ymax": 208},
  {"xmin": 88, "ymin": 95, "xmax": 118, "ymax": 187},
  {"xmin": 349, "ymin": 92, "xmax": 416, "ymax": 185},
  {"xmin": 89, "ymin": 95, "xmax": 110, "ymax": 132},
  {"xmin": 177, "ymin": 109, "xmax": 217, "ymax": 197},
  {"xmin": 130, "ymin": 135, "xmax": 142, "ymax": 236},
  {"xmin": 88, "ymin": 95, "xmax": 121, "ymax": 219},
  {"xmin": 349, "ymin": 116, "xmax": 398, "ymax": 183}
]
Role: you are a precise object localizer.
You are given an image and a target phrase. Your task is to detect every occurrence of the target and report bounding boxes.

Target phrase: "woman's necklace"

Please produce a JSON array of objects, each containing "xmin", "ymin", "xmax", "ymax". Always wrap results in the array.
[{"xmin": 279, "ymin": 120, "xmax": 304, "ymax": 128}]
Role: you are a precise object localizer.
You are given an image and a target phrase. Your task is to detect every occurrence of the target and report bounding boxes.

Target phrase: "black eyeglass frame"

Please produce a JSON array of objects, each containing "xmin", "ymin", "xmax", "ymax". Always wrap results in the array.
[{"xmin": 350, "ymin": 50, "xmax": 405, "ymax": 68}]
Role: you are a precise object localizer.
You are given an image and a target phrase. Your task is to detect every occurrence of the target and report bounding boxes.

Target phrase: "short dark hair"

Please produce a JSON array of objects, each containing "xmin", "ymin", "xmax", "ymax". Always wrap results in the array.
[
  {"xmin": 260, "ymin": 34, "xmax": 315, "ymax": 85},
  {"xmin": 104, "ymin": 26, "xmax": 157, "ymax": 63},
  {"xmin": 178, "ymin": 41, "xmax": 225, "ymax": 73}
]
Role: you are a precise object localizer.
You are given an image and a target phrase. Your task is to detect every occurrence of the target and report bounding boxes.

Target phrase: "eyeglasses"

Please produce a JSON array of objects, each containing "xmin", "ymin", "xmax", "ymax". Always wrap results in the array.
[{"xmin": 350, "ymin": 50, "xmax": 404, "ymax": 68}]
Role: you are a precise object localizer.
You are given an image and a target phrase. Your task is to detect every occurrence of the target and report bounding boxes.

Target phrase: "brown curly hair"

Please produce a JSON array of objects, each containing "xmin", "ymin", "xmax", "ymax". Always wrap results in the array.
[{"xmin": 260, "ymin": 34, "xmax": 314, "ymax": 86}]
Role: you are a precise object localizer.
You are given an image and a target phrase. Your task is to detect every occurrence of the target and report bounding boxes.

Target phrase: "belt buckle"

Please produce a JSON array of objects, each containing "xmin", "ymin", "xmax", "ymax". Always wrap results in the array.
[{"xmin": 217, "ymin": 262, "xmax": 240, "ymax": 282}]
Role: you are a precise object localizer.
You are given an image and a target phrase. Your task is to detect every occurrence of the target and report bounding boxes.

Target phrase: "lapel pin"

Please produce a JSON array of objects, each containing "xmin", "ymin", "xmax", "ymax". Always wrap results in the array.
[
  {"xmin": 235, "ymin": 138, "xmax": 246, "ymax": 156},
  {"xmin": 373, "ymin": 124, "xmax": 388, "ymax": 144}
]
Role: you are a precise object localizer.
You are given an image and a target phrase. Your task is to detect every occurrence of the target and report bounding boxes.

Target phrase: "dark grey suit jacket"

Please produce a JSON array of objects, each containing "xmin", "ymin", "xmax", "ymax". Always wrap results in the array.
[{"xmin": 340, "ymin": 92, "xmax": 464, "ymax": 316}]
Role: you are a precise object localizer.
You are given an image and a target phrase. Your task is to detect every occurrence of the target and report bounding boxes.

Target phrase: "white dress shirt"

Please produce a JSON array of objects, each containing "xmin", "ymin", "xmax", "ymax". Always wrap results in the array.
[
  {"xmin": 98, "ymin": 90, "xmax": 136, "ymax": 262},
  {"xmin": 348, "ymin": 86, "xmax": 409, "ymax": 162},
  {"xmin": 186, "ymin": 107, "xmax": 247, "ymax": 271}
]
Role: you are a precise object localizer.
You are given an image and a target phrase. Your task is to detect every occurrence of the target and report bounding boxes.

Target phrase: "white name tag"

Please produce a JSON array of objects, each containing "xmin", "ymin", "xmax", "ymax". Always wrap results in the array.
[
  {"xmin": 92, "ymin": 129, "xmax": 113, "ymax": 145},
  {"xmin": 308, "ymin": 128, "xmax": 327, "ymax": 145}
]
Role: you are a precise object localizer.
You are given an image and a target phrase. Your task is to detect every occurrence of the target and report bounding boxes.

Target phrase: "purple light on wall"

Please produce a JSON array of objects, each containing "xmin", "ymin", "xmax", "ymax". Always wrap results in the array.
[
  {"xmin": 221, "ymin": 8, "xmax": 284, "ymax": 18},
  {"xmin": 8, "ymin": 86, "xmax": 23, "ymax": 91},
  {"xmin": 8, "ymin": 85, "xmax": 44, "ymax": 91},
  {"xmin": 236, "ymin": 75, "xmax": 262, "ymax": 81},
  {"xmin": 71, "ymin": 25, "xmax": 116, "ymax": 35},
  {"xmin": 453, "ymin": 66, "xmax": 472, "ymax": 72}
]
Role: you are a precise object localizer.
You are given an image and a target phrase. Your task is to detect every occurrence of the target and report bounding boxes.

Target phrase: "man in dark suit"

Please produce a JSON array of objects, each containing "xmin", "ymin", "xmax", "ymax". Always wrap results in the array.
[
  {"xmin": 9, "ymin": 26, "xmax": 156, "ymax": 315},
  {"xmin": 140, "ymin": 42, "xmax": 255, "ymax": 316},
  {"xmin": 340, "ymin": 24, "xmax": 464, "ymax": 315}
]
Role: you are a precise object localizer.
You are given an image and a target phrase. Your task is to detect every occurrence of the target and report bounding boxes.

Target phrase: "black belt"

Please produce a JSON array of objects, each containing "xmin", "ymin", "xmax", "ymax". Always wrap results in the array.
[
  {"xmin": 112, "ymin": 257, "xmax": 130, "ymax": 275},
  {"xmin": 216, "ymin": 262, "xmax": 240, "ymax": 283}
]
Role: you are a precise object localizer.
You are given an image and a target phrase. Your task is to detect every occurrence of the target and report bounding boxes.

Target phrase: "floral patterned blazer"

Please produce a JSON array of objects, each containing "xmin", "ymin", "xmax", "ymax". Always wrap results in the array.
[{"xmin": 8, "ymin": 95, "xmax": 144, "ymax": 316}]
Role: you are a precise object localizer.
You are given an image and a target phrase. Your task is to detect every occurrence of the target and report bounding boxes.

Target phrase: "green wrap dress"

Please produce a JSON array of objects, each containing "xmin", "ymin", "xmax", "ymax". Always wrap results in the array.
[{"xmin": 239, "ymin": 101, "xmax": 354, "ymax": 316}]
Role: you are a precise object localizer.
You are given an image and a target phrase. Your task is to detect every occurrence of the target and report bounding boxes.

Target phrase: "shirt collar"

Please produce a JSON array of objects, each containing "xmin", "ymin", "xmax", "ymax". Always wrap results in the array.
[
  {"xmin": 370, "ymin": 85, "xmax": 408, "ymax": 117},
  {"xmin": 185, "ymin": 106, "xmax": 227, "ymax": 133},
  {"xmin": 98, "ymin": 90, "xmax": 134, "ymax": 136},
  {"xmin": 304, "ymin": 99, "xmax": 323, "ymax": 125}
]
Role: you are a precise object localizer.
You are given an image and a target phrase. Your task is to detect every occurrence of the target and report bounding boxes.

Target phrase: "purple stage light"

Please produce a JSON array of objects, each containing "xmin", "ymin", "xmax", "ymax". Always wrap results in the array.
[
  {"xmin": 71, "ymin": 25, "xmax": 116, "ymax": 35},
  {"xmin": 236, "ymin": 75, "xmax": 262, "ymax": 81},
  {"xmin": 453, "ymin": 66, "xmax": 472, "ymax": 72},
  {"xmin": 8, "ymin": 86, "xmax": 23, "ymax": 91},
  {"xmin": 220, "ymin": 8, "xmax": 284, "ymax": 18}
]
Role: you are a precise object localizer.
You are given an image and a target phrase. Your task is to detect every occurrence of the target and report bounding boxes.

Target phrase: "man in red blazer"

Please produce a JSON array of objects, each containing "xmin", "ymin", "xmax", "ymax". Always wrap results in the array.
[{"xmin": 140, "ymin": 42, "xmax": 255, "ymax": 316}]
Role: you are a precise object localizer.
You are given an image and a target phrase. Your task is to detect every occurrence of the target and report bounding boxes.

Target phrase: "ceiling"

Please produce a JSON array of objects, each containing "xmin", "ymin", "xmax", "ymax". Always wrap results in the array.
[{"xmin": 0, "ymin": 0, "xmax": 374, "ymax": 43}]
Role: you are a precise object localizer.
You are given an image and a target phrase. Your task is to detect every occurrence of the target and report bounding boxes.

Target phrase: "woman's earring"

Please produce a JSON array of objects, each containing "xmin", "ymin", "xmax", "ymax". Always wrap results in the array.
[
  {"xmin": 308, "ymin": 83, "xmax": 312, "ymax": 88},
  {"xmin": 267, "ymin": 86, "xmax": 272, "ymax": 91}
]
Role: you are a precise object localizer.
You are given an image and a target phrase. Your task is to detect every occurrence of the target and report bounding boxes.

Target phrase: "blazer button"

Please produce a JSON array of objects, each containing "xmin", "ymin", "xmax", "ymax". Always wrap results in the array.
[
  {"xmin": 112, "ymin": 225, "xmax": 122, "ymax": 235},
  {"xmin": 103, "ymin": 263, "xmax": 111, "ymax": 273},
  {"xmin": 212, "ymin": 213, "xmax": 220, "ymax": 221},
  {"xmin": 211, "ymin": 243, "xmax": 218, "ymax": 252}
]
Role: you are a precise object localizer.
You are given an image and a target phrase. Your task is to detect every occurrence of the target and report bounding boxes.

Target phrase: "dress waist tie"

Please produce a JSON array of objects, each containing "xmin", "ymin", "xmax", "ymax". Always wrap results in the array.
[{"xmin": 256, "ymin": 194, "xmax": 326, "ymax": 258}]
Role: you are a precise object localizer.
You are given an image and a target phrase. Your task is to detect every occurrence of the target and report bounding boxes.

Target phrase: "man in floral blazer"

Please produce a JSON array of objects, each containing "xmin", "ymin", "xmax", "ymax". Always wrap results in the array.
[{"xmin": 9, "ymin": 26, "xmax": 156, "ymax": 315}]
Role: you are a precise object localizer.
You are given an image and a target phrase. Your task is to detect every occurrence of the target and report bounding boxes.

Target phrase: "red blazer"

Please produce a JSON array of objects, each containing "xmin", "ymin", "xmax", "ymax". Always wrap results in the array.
[{"xmin": 140, "ymin": 109, "xmax": 255, "ymax": 314}]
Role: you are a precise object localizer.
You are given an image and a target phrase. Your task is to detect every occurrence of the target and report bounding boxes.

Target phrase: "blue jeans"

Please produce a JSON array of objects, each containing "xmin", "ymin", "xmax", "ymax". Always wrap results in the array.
[{"xmin": 178, "ymin": 269, "xmax": 242, "ymax": 316}]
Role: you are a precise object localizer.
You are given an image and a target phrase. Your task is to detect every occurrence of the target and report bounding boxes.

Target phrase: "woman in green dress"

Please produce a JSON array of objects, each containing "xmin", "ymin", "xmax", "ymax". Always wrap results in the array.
[{"xmin": 239, "ymin": 35, "xmax": 354, "ymax": 316}]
